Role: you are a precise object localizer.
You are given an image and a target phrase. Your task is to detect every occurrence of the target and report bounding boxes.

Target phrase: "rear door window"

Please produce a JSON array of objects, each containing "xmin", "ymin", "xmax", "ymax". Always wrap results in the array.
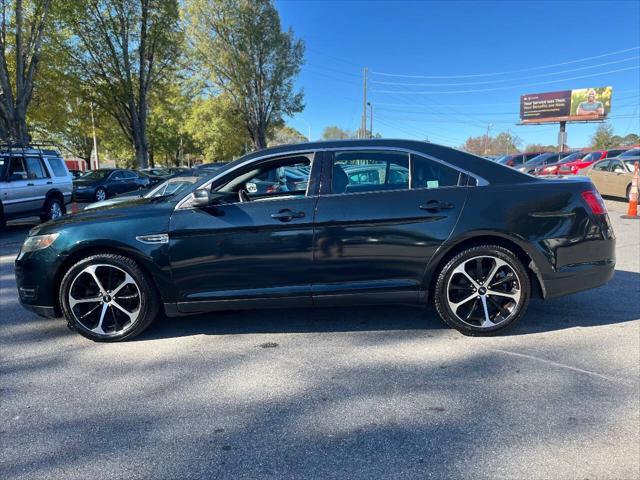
[
  {"xmin": 25, "ymin": 157, "xmax": 50, "ymax": 179},
  {"xmin": 332, "ymin": 151, "xmax": 409, "ymax": 194},
  {"xmin": 8, "ymin": 156, "xmax": 28, "ymax": 180},
  {"xmin": 411, "ymin": 154, "xmax": 462, "ymax": 189}
]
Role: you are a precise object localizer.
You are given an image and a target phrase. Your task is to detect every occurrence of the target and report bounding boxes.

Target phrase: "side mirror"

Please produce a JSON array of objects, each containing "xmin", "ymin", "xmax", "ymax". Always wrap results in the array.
[{"xmin": 191, "ymin": 188, "xmax": 211, "ymax": 207}]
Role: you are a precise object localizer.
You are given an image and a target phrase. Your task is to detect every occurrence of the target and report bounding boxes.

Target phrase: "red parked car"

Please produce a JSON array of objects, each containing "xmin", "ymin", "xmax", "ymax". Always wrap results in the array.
[{"xmin": 558, "ymin": 147, "xmax": 629, "ymax": 175}]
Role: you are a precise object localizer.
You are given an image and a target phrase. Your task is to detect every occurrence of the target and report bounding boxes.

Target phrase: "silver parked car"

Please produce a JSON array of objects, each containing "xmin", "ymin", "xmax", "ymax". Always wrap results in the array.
[{"xmin": 0, "ymin": 146, "xmax": 73, "ymax": 228}]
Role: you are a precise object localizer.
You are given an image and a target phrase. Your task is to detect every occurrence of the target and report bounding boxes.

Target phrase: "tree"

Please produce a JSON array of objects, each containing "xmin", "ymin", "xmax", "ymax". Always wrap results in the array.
[
  {"xmin": 62, "ymin": 0, "xmax": 181, "ymax": 168},
  {"xmin": 622, "ymin": 133, "xmax": 639, "ymax": 146},
  {"xmin": 591, "ymin": 122, "xmax": 616, "ymax": 149},
  {"xmin": 187, "ymin": 0, "xmax": 304, "ymax": 151},
  {"xmin": 269, "ymin": 125, "xmax": 306, "ymax": 146},
  {"xmin": 182, "ymin": 94, "xmax": 249, "ymax": 163},
  {"xmin": 322, "ymin": 125, "xmax": 353, "ymax": 140},
  {"xmin": 493, "ymin": 132, "xmax": 522, "ymax": 154},
  {"xmin": 0, "ymin": 0, "xmax": 53, "ymax": 144}
]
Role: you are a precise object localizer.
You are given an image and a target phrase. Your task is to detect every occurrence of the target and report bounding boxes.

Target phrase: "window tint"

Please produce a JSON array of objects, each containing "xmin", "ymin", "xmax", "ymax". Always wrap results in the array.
[
  {"xmin": 8, "ymin": 157, "xmax": 28, "ymax": 180},
  {"xmin": 25, "ymin": 157, "xmax": 49, "ymax": 179},
  {"xmin": 592, "ymin": 160, "xmax": 610, "ymax": 171},
  {"xmin": 215, "ymin": 155, "xmax": 311, "ymax": 200},
  {"xmin": 121, "ymin": 171, "xmax": 137, "ymax": 179},
  {"xmin": 332, "ymin": 151, "xmax": 409, "ymax": 194},
  {"xmin": 47, "ymin": 157, "xmax": 68, "ymax": 177},
  {"xmin": 111, "ymin": 171, "xmax": 125, "ymax": 180},
  {"xmin": 412, "ymin": 154, "xmax": 462, "ymax": 189},
  {"xmin": 608, "ymin": 160, "xmax": 624, "ymax": 172}
]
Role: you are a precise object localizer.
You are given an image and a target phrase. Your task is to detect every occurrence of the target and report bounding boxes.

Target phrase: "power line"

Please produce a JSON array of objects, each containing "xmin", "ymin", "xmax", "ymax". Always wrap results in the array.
[
  {"xmin": 372, "ymin": 65, "xmax": 640, "ymax": 95},
  {"xmin": 370, "ymin": 46, "xmax": 640, "ymax": 79},
  {"xmin": 371, "ymin": 56, "xmax": 640, "ymax": 87}
]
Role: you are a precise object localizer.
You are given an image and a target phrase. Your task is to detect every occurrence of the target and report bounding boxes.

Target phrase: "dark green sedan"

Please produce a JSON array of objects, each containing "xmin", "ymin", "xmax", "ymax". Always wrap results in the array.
[{"xmin": 15, "ymin": 139, "xmax": 615, "ymax": 341}]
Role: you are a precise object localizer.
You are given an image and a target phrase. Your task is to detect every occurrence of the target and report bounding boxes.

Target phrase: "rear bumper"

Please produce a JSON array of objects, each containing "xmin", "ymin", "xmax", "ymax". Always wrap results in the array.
[{"xmin": 542, "ymin": 259, "xmax": 615, "ymax": 299}]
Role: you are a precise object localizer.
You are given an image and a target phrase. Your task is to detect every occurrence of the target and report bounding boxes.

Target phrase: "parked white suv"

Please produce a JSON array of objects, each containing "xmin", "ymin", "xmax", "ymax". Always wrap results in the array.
[{"xmin": 0, "ymin": 146, "xmax": 73, "ymax": 228}]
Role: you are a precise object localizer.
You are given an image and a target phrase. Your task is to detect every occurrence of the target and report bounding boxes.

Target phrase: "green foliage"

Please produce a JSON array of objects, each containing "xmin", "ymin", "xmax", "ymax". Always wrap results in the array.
[
  {"xmin": 590, "ymin": 122, "xmax": 617, "ymax": 149},
  {"xmin": 322, "ymin": 126, "xmax": 354, "ymax": 140},
  {"xmin": 269, "ymin": 125, "xmax": 307, "ymax": 146},
  {"xmin": 461, "ymin": 131, "xmax": 522, "ymax": 156},
  {"xmin": 186, "ymin": 0, "xmax": 304, "ymax": 150},
  {"xmin": 183, "ymin": 94, "xmax": 250, "ymax": 162}
]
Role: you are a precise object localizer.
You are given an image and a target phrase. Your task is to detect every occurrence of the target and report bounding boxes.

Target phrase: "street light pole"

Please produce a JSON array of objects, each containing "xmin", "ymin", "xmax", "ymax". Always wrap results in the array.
[
  {"xmin": 484, "ymin": 123, "xmax": 493, "ymax": 155},
  {"xmin": 90, "ymin": 102, "xmax": 100, "ymax": 170},
  {"xmin": 367, "ymin": 102, "xmax": 373, "ymax": 138},
  {"xmin": 297, "ymin": 117, "xmax": 311, "ymax": 142}
]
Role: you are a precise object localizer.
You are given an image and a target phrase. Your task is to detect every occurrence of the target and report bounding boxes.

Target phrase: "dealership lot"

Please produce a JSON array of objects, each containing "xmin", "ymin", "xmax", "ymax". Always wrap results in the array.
[{"xmin": 1, "ymin": 199, "xmax": 638, "ymax": 479}]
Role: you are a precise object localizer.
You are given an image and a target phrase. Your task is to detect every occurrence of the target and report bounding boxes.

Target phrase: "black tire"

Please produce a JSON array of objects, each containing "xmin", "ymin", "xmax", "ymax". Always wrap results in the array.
[
  {"xmin": 59, "ymin": 253, "xmax": 160, "ymax": 342},
  {"xmin": 0, "ymin": 210, "xmax": 5, "ymax": 230},
  {"xmin": 433, "ymin": 245, "xmax": 531, "ymax": 336},
  {"xmin": 95, "ymin": 187, "xmax": 107, "ymax": 202},
  {"xmin": 40, "ymin": 196, "xmax": 65, "ymax": 222}
]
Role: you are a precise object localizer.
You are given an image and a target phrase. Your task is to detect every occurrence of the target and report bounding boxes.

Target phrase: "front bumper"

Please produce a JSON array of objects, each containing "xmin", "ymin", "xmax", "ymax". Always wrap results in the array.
[
  {"xmin": 15, "ymin": 248, "xmax": 66, "ymax": 318},
  {"xmin": 72, "ymin": 189, "xmax": 96, "ymax": 201}
]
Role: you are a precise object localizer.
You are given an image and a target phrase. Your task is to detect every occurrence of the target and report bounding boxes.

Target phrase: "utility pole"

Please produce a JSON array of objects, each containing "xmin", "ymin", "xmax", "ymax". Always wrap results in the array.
[
  {"xmin": 361, "ymin": 67, "xmax": 367, "ymax": 139},
  {"xmin": 484, "ymin": 123, "xmax": 493, "ymax": 155},
  {"xmin": 368, "ymin": 102, "xmax": 373, "ymax": 138},
  {"xmin": 558, "ymin": 121, "xmax": 567, "ymax": 153},
  {"xmin": 90, "ymin": 102, "xmax": 100, "ymax": 170}
]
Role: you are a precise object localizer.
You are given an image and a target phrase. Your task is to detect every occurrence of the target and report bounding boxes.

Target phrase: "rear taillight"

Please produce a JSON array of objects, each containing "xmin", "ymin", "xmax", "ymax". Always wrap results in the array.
[
  {"xmin": 571, "ymin": 165, "xmax": 579, "ymax": 173},
  {"xmin": 507, "ymin": 160, "xmax": 514, "ymax": 166},
  {"xmin": 582, "ymin": 190, "xmax": 606, "ymax": 215}
]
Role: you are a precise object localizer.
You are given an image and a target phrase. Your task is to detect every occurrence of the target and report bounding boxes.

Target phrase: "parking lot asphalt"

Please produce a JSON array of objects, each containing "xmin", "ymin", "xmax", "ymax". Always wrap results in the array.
[{"xmin": 1, "ymin": 199, "xmax": 639, "ymax": 480}]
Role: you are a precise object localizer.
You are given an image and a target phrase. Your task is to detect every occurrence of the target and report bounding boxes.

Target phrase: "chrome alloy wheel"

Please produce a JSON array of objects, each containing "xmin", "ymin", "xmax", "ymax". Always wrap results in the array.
[
  {"xmin": 50, "ymin": 201, "xmax": 63, "ymax": 219},
  {"xmin": 96, "ymin": 189, "xmax": 107, "ymax": 201},
  {"xmin": 446, "ymin": 255, "xmax": 522, "ymax": 329},
  {"xmin": 68, "ymin": 264, "xmax": 141, "ymax": 336}
]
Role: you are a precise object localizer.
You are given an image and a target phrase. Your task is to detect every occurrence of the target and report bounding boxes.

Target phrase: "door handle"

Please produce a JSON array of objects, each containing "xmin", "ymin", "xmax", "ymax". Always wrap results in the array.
[
  {"xmin": 27, "ymin": 183, "xmax": 34, "ymax": 186},
  {"xmin": 419, "ymin": 200, "xmax": 454, "ymax": 212},
  {"xmin": 271, "ymin": 209, "xmax": 305, "ymax": 222},
  {"xmin": 47, "ymin": 181, "xmax": 53, "ymax": 184}
]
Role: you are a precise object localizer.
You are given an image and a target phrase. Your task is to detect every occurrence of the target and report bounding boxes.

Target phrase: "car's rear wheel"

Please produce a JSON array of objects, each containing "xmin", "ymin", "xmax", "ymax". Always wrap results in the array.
[
  {"xmin": 40, "ymin": 196, "xmax": 65, "ymax": 222},
  {"xmin": 95, "ymin": 188, "xmax": 107, "ymax": 202},
  {"xmin": 59, "ymin": 253, "xmax": 159, "ymax": 341},
  {"xmin": 433, "ymin": 245, "xmax": 530, "ymax": 335}
]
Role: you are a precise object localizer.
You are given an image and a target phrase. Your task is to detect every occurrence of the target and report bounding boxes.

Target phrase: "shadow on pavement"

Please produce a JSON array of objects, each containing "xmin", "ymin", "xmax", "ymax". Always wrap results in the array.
[{"xmin": 137, "ymin": 269, "xmax": 640, "ymax": 341}]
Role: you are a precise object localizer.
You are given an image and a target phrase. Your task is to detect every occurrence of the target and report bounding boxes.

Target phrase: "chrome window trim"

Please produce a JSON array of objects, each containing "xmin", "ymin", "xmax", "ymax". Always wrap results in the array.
[{"xmin": 175, "ymin": 146, "xmax": 488, "ymax": 210}]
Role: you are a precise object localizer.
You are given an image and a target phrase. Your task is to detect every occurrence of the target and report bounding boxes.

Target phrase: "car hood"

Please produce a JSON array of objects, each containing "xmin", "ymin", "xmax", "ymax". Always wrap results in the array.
[
  {"xmin": 29, "ymin": 197, "xmax": 176, "ymax": 236},
  {"xmin": 83, "ymin": 194, "xmax": 143, "ymax": 210}
]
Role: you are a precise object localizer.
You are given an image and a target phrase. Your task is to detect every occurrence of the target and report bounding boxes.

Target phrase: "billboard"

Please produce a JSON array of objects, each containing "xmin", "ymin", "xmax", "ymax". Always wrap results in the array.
[{"xmin": 520, "ymin": 86, "xmax": 612, "ymax": 123}]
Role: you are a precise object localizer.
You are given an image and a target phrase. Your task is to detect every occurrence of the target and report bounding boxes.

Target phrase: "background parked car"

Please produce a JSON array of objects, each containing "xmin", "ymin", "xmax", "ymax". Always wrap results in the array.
[
  {"xmin": 497, "ymin": 152, "xmax": 545, "ymax": 168},
  {"xmin": 196, "ymin": 162, "xmax": 228, "ymax": 171},
  {"xmin": 1, "ymin": 145, "xmax": 72, "ymax": 228},
  {"xmin": 533, "ymin": 151, "xmax": 586, "ymax": 175},
  {"xmin": 84, "ymin": 170, "xmax": 213, "ymax": 210},
  {"xmin": 73, "ymin": 169, "xmax": 150, "ymax": 202},
  {"xmin": 586, "ymin": 156, "xmax": 639, "ymax": 201},
  {"xmin": 617, "ymin": 147, "xmax": 640, "ymax": 158},
  {"xmin": 517, "ymin": 152, "xmax": 572, "ymax": 174}
]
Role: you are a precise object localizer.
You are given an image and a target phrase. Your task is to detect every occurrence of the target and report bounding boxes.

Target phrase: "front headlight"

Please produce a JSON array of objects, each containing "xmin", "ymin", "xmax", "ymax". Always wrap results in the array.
[{"xmin": 21, "ymin": 233, "xmax": 60, "ymax": 253}]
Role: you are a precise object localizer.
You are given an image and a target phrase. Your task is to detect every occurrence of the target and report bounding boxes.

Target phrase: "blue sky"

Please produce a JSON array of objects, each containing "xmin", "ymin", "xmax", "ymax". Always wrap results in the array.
[{"xmin": 276, "ymin": 0, "xmax": 640, "ymax": 149}]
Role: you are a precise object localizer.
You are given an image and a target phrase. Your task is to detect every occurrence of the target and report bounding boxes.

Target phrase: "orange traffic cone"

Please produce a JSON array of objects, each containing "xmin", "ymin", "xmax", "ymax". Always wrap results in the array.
[{"xmin": 623, "ymin": 161, "xmax": 639, "ymax": 219}]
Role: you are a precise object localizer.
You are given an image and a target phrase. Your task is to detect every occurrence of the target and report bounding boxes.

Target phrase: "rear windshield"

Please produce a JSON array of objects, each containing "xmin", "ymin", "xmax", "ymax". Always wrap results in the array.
[
  {"xmin": 524, "ymin": 153, "xmax": 554, "ymax": 166},
  {"xmin": 582, "ymin": 152, "xmax": 602, "ymax": 162}
]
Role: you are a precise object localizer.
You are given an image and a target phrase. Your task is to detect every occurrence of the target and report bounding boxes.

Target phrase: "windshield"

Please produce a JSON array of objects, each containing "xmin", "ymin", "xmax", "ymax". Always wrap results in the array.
[
  {"xmin": 619, "ymin": 148, "xmax": 640, "ymax": 158},
  {"xmin": 144, "ymin": 174, "xmax": 211, "ymax": 199},
  {"xmin": 558, "ymin": 152, "xmax": 582, "ymax": 163},
  {"xmin": 524, "ymin": 153, "xmax": 554, "ymax": 167},
  {"xmin": 78, "ymin": 169, "xmax": 111, "ymax": 180},
  {"xmin": 582, "ymin": 151, "xmax": 602, "ymax": 162}
]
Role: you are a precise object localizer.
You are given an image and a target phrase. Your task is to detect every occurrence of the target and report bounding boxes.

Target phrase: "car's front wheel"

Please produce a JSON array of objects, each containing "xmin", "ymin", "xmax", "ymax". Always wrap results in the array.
[
  {"xmin": 59, "ymin": 253, "xmax": 159, "ymax": 341},
  {"xmin": 433, "ymin": 245, "xmax": 530, "ymax": 335},
  {"xmin": 95, "ymin": 188, "xmax": 107, "ymax": 202},
  {"xmin": 40, "ymin": 196, "xmax": 65, "ymax": 222}
]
